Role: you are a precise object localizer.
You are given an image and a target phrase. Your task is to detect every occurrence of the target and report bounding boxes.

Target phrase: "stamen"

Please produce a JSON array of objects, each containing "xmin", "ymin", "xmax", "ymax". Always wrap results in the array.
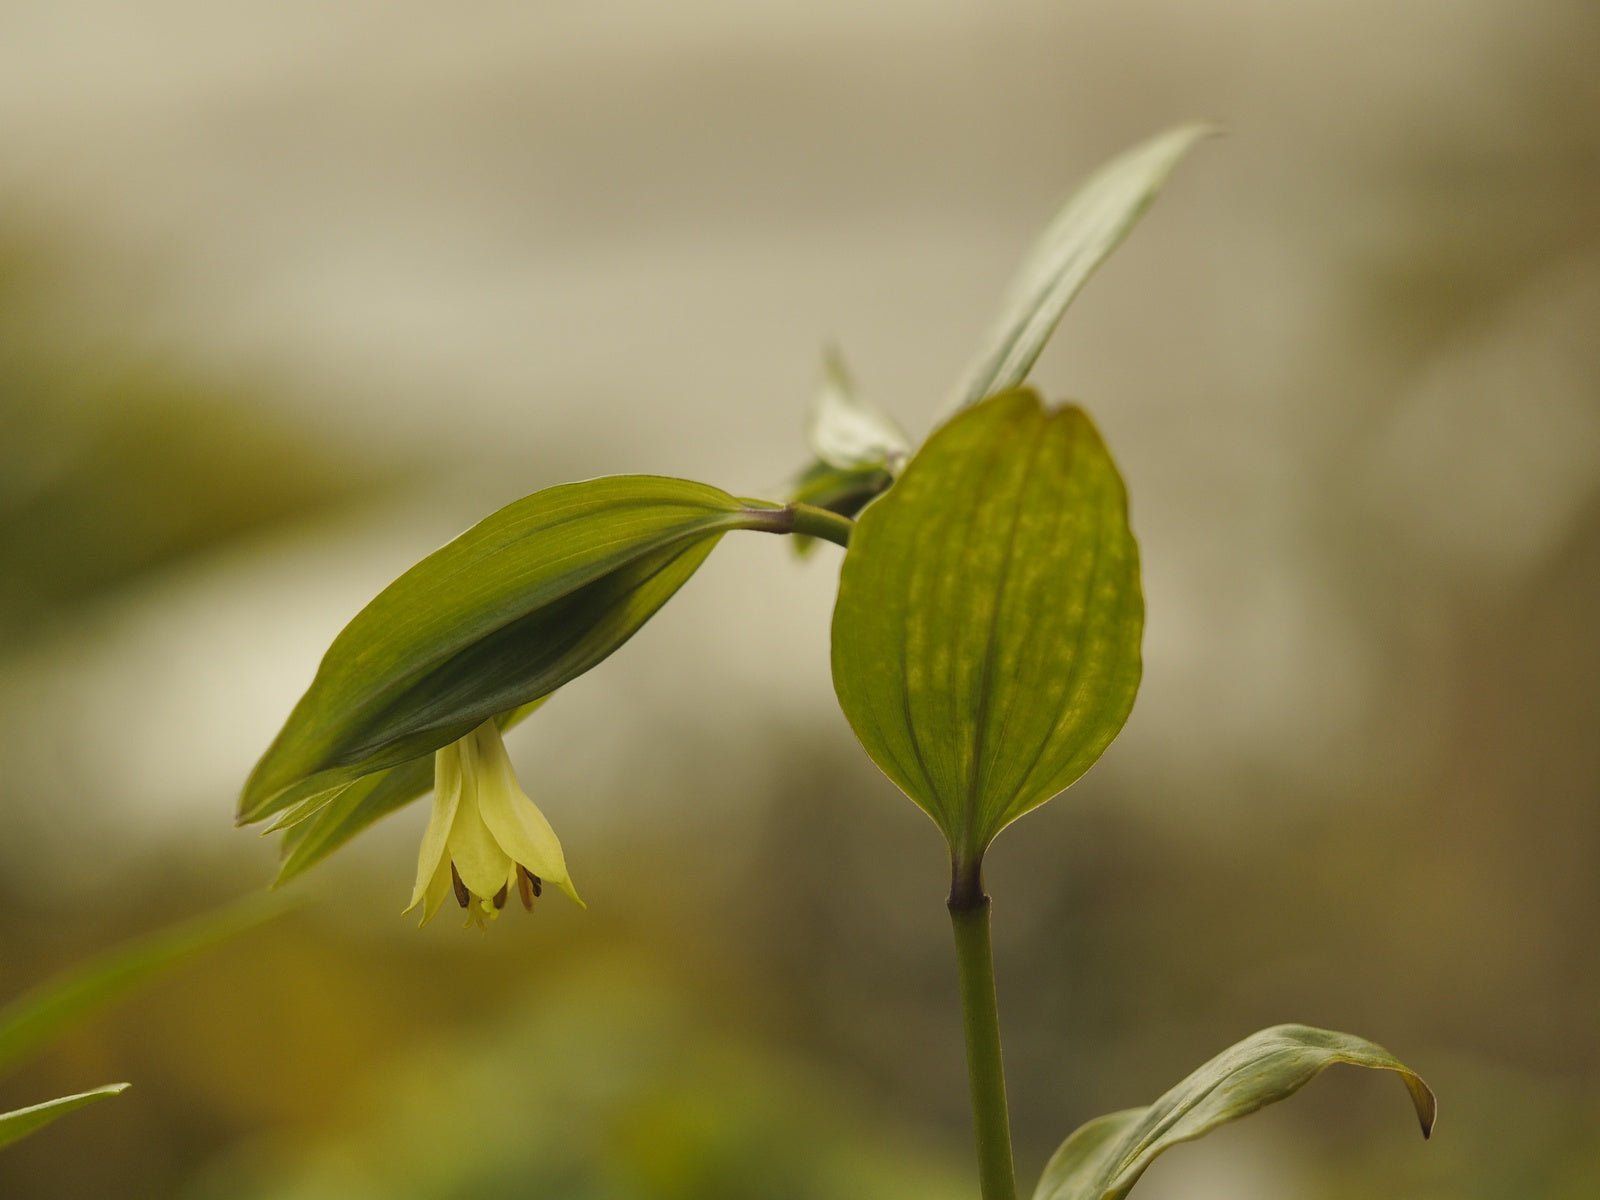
[
  {"xmin": 450, "ymin": 862, "xmax": 470, "ymax": 909},
  {"xmin": 515, "ymin": 864, "xmax": 536, "ymax": 911},
  {"xmin": 531, "ymin": 873, "xmax": 543, "ymax": 898},
  {"xmin": 492, "ymin": 884, "xmax": 508, "ymax": 910}
]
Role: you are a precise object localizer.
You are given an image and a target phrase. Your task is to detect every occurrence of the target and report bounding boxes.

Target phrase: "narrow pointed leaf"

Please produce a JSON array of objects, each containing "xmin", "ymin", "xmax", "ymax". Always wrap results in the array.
[
  {"xmin": 0, "ymin": 897, "xmax": 283, "ymax": 1078},
  {"xmin": 808, "ymin": 349, "xmax": 909, "ymax": 473},
  {"xmin": 831, "ymin": 388, "xmax": 1142, "ymax": 860},
  {"xmin": 1032, "ymin": 1025, "xmax": 1436, "ymax": 1200},
  {"xmin": 274, "ymin": 700, "xmax": 546, "ymax": 885},
  {"xmin": 0, "ymin": 1084, "xmax": 129, "ymax": 1151},
  {"xmin": 951, "ymin": 123, "xmax": 1215, "ymax": 413},
  {"xmin": 240, "ymin": 476, "xmax": 765, "ymax": 824}
]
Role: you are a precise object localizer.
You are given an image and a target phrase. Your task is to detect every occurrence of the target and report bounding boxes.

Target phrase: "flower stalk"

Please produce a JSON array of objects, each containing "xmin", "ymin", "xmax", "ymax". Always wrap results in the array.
[
  {"xmin": 949, "ymin": 861, "xmax": 1017, "ymax": 1200},
  {"xmin": 736, "ymin": 500, "xmax": 855, "ymax": 548}
]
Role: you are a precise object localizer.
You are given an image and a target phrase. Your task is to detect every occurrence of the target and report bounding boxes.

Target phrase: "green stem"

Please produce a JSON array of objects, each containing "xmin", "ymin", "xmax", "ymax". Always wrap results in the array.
[
  {"xmin": 949, "ymin": 862, "xmax": 1017, "ymax": 1200},
  {"xmin": 737, "ymin": 500, "xmax": 854, "ymax": 548}
]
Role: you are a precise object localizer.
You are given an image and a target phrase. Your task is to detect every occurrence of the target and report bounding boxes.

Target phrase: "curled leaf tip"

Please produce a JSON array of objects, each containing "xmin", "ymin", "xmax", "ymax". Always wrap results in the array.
[{"xmin": 1033, "ymin": 1024, "xmax": 1435, "ymax": 1200}]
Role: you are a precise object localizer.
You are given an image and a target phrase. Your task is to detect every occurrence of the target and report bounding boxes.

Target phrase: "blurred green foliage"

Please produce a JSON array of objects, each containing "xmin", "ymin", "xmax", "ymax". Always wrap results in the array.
[
  {"xmin": 190, "ymin": 957, "xmax": 969, "ymax": 1200},
  {"xmin": 0, "ymin": 238, "xmax": 371, "ymax": 645},
  {"xmin": 2, "ymin": 4, "xmax": 1598, "ymax": 1197}
]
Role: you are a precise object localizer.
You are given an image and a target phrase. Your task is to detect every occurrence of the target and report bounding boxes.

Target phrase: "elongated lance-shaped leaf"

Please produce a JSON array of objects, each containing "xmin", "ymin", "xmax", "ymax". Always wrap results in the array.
[
  {"xmin": 240, "ymin": 476, "xmax": 775, "ymax": 825},
  {"xmin": 0, "ymin": 896, "xmax": 284, "ymax": 1077},
  {"xmin": 830, "ymin": 388, "xmax": 1142, "ymax": 864},
  {"xmin": 273, "ymin": 699, "xmax": 546, "ymax": 885},
  {"xmin": 950, "ymin": 123, "xmax": 1215, "ymax": 414},
  {"xmin": 1032, "ymin": 1024, "xmax": 1436, "ymax": 1200},
  {"xmin": 0, "ymin": 1084, "xmax": 129, "ymax": 1151}
]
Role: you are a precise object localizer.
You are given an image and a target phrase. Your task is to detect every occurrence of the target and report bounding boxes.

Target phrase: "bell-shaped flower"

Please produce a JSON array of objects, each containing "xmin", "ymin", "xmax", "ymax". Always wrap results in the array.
[
  {"xmin": 239, "ymin": 473, "xmax": 848, "ymax": 907},
  {"xmin": 406, "ymin": 719, "xmax": 582, "ymax": 927}
]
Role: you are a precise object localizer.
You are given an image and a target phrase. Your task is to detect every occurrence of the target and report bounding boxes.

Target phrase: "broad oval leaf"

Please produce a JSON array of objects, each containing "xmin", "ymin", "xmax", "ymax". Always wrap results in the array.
[
  {"xmin": 0, "ymin": 1084, "xmax": 129, "ymax": 1151},
  {"xmin": 830, "ymin": 388, "xmax": 1142, "ymax": 861},
  {"xmin": 950, "ymin": 123, "xmax": 1215, "ymax": 414},
  {"xmin": 240, "ymin": 476, "xmax": 761, "ymax": 824},
  {"xmin": 1032, "ymin": 1024, "xmax": 1436, "ymax": 1200}
]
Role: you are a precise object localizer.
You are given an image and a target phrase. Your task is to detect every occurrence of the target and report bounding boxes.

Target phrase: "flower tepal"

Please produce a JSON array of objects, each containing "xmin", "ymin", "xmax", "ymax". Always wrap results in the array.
[{"xmin": 407, "ymin": 719, "xmax": 583, "ymax": 927}]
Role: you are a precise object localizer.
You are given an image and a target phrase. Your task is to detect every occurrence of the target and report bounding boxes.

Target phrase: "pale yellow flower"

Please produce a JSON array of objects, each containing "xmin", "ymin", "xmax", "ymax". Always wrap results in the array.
[{"xmin": 406, "ymin": 719, "xmax": 582, "ymax": 927}]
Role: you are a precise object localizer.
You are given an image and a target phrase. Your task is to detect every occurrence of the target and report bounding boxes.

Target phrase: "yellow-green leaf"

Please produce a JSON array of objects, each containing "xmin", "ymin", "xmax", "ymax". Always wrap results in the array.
[
  {"xmin": 240, "ymin": 476, "xmax": 764, "ymax": 824},
  {"xmin": 0, "ymin": 1084, "xmax": 129, "ymax": 1151},
  {"xmin": 1032, "ymin": 1025, "xmax": 1436, "ymax": 1200},
  {"xmin": 830, "ymin": 388, "xmax": 1142, "ymax": 863}
]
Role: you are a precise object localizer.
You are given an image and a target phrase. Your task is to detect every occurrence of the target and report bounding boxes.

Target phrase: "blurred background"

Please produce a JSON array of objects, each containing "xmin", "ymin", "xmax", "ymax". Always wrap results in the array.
[{"xmin": 2, "ymin": 1, "xmax": 1597, "ymax": 1196}]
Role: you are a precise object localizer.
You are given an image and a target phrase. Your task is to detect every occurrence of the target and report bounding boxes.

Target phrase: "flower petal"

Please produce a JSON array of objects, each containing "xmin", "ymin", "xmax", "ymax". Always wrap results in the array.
[
  {"xmin": 445, "ymin": 730, "xmax": 514, "ymax": 899},
  {"xmin": 405, "ymin": 744, "xmax": 463, "ymax": 914},
  {"xmin": 471, "ymin": 722, "xmax": 583, "ymax": 907},
  {"xmin": 414, "ymin": 855, "xmax": 455, "ymax": 925}
]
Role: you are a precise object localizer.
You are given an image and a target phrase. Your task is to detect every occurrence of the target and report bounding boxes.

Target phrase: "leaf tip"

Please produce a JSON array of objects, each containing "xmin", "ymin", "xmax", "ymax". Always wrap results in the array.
[{"xmin": 1410, "ymin": 1076, "xmax": 1438, "ymax": 1140}]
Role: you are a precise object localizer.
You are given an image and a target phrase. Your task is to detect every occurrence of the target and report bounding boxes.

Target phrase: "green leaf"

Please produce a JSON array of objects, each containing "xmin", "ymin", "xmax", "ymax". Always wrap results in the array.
[
  {"xmin": 0, "ymin": 1084, "xmax": 129, "ymax": 1151},
  {"xmin": 273, "ymin": 699, "xmax": 546, "ymax": 885},
  {"xmin": 830, "ymin": 388, "xmax": 1142, "ymax": 863},
  {"xmin": 951, "ymin": 123, "xmax": 1215, "ymax": 414},
  {"xmin": 787, "ymin": 459, "xmax": 893, "ymax": 520},
  {"xmin": 0, "ymin": 896, "xmax": 283, "ymax": 1077},
  {"xmin": 1032, "ymin": 1024, "xmax": 1436, "ymax": 1200},
  {"xmin": 240, "ymin": 476, "xmax": 768, "ymax": 824},
  {"xmin": 807, "ymin": 348, "xmax": 909, "ymax": 473}
]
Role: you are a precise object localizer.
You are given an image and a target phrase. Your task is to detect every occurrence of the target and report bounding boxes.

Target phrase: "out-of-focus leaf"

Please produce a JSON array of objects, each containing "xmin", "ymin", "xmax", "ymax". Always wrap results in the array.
[
  {"xmin": 830, "ymin": 388, "xmax": 1142, "ymax": 863},
  {"xmin": 788, "ymin": 459, "xmax": 893, "ymax": 520},
  {"xmin": 240, "ymin": 476, "xmax": 771, "ymax": 825},
  {"xmin": 1032, "ymin": 1024, "xmax": 1436, "ymax": 1200},
  {"xmin": 274, "ymin": 699, "xmax": 546, "ymax": 885},
  {"xmin": 950, "ymin": 124, "xmax": 1215, "ymax": 413},
  {"xmin": 808, "ymin": 349, "xmax": 909, "ymax": 473},
  {"xmin": 0, "ymin": 896, "xmax": 283, "ymax": 1077},
  {"xmin": 0, "ymin": 1084, "xmax": 129, "ymax": 1151},
  {"xmin": 788, "ymin": 352, "xmax": 903, "ymax": 554}
]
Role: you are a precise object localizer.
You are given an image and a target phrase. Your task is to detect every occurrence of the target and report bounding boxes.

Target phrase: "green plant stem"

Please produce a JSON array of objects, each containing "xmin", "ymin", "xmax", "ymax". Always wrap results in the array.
[
  {"xmin": 737, "ymin": 500, "xmax": 854, "ymax": 548},
  {"xmin": 949, "ymin": 866, "xmax": 1017, "ymax": 1200}
]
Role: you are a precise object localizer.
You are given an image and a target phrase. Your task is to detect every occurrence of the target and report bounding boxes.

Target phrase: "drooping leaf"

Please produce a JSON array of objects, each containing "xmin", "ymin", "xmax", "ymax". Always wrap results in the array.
[
  {"xmin": 0, "ymin": 895, "xmax": 284, "ymax": 1077},
  {"xmin": 950, "ymin": 124, "xmax": 1215, "ymax": 414},
  {"xmin": 240, "ymin": 476, "xmax": 769, "ymax": 824},
  {"xmin": 273, "ymin": 699, "xmax": 546, "ymax": 885},
  {"xmin": 807, "ymin": 348, "xmax": 909, "ymax": 473},
  {"xmin": 0, "ymin": 1084, "xmax": 129, "ymax": 1151},
  {"xmin": 1032, "ymin": 1024, "xmax": 1436, "ymax": 1200},
  {"xmin": 830, "ymin": 388, "xmax": 1142, "ymax": 862}
]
